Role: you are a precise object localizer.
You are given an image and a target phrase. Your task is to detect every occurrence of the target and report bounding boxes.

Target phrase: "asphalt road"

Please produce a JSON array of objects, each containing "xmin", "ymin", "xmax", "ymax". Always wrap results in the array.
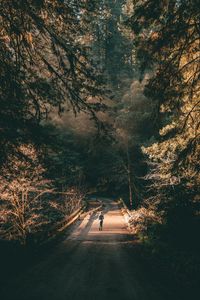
[{"xmin": 1, "ymin": 198, "xmax": 168, "ymax": 300}]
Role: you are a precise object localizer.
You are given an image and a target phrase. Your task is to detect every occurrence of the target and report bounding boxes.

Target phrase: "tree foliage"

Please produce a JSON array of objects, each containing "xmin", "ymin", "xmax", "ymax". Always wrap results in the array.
[
  {"xmin": 0, "ymin": 0, "xmax": 105, "ymax": 162},
  {"xmin": 0, "ymin": 145, "xmax": 53, "ymax": 244},
  {"xmin": 128, "ymin": 0, "xmax": 200, "ymax": 241}
]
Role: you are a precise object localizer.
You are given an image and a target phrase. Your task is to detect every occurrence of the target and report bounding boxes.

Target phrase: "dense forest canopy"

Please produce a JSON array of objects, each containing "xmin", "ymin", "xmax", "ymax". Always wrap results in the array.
[
  {"xmin": 0, "ymin": 2, "xmax": 199, "ymax": 293},
  {"xmin": 0, "ymin": 0, "xmax": 106, "ymax": 163},
  {"xmin": 127, "ymin": 0, "xmax": 200, "ymax": 236}
]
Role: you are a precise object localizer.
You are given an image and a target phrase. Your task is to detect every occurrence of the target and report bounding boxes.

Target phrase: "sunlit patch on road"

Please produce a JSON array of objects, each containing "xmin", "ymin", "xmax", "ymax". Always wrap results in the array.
[{"xmin": 68, "ymin": 199, "xmax": 132, "ymax": 242}]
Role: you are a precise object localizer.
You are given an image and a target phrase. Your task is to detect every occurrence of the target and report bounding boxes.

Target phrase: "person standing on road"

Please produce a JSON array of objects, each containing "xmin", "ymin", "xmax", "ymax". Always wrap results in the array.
[{"xmin": 99, "ymin": 212, "xmax": 104, "ymax": 231}]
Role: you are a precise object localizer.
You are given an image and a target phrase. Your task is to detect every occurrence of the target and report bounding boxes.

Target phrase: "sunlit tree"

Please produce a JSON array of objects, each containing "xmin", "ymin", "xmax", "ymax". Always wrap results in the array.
[
  {"xmin": 0, "ymin": 145, "xmax": 53, "ymax": 244},
  {"xmin": 128, "ymin": 0, "xmax": 200, "ymax": 236}
]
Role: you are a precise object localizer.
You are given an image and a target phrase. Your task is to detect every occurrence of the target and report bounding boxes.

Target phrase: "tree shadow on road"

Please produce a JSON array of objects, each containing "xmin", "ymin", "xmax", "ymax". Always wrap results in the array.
[{"xmin": 80, "ymin": 211, "xmax": 98, "ymax": 237}]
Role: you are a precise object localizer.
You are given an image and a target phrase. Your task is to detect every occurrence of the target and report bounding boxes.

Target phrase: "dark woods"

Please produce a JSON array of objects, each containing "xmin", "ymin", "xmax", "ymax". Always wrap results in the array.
[
  {"xmin": 0, "ymin": 0, "xmax": 105, "ymax": 244},
  {"xmin": 0, "ymin": 0, "xmax": 199, "ymax": 297}
]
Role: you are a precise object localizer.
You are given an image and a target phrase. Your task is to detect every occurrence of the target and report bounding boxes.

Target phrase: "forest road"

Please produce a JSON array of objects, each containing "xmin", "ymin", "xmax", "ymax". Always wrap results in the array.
[{"xmin": 1, "ymin": 198, "xmax": 167, "ymax": 300}]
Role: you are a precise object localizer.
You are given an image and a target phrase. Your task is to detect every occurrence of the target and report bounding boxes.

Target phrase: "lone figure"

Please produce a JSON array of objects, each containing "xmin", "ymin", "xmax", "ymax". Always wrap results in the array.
[{"xmin": 99, "ymin": 212, "xmax": 104, "ymax": 231}]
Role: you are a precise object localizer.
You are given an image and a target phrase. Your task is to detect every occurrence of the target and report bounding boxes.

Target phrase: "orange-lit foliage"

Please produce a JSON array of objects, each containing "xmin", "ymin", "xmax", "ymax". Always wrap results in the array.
[
  {"xmin": 128, "ymin": 0, "xmax": 199, "ymax": 230},
  {"xmin": 0, "ymin": 145, "xmax": 53, "ymax": 244}
]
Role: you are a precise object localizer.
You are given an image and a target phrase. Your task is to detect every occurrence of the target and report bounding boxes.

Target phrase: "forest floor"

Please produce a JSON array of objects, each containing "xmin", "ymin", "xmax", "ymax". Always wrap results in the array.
[{"xmin": 0, "ymin": 198, "xmax": 184, "ymax": 300}]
